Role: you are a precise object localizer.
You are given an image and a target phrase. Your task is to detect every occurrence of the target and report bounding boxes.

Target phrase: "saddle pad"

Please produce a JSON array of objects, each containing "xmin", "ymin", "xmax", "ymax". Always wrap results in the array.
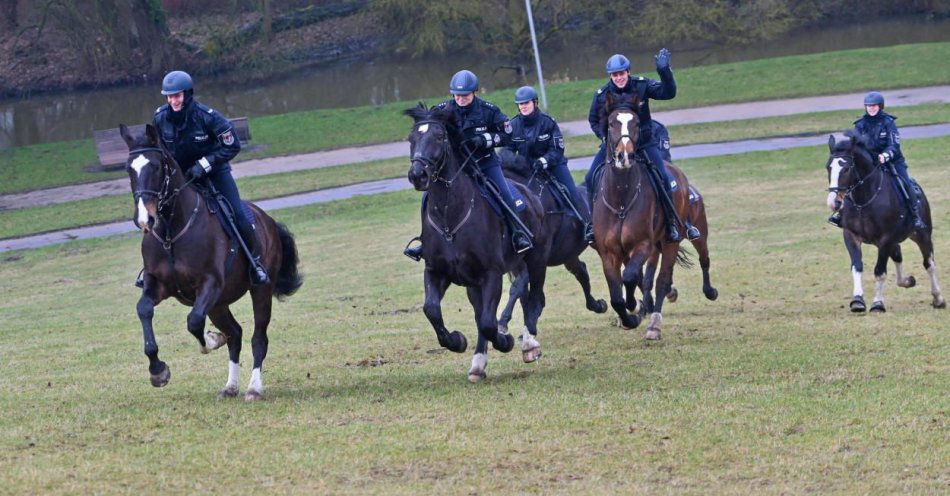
[{"xmin": 476, "ymin": 177, "xmax": 527, "ymax": 219}]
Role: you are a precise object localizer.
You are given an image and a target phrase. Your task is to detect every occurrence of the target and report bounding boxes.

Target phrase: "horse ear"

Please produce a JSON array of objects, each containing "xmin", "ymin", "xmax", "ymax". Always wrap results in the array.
[
  {"xmin": 828, "ymin": 134, "xmax": 835, "ymax": 152},
  {"xmin": 119, "ymin": 124, "xmax": 135, "ymax": 147},
  {"xmin": 145, "ymin": 124, "xmax": 161, "ymax": 145},
  {"xmin": 631, "ymin": 94, "xmax": 641, "ymax": 108}
]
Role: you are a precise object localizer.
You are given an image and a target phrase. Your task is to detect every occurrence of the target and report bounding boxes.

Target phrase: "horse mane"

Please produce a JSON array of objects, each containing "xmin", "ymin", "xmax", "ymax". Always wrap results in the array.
[
  {"xmin": 841, "ymin": 128, "xmax": 875, "ymax": 165},
  {"xmin": 403, "ymin": 101, "xmax": 464, "ymax": 150}
]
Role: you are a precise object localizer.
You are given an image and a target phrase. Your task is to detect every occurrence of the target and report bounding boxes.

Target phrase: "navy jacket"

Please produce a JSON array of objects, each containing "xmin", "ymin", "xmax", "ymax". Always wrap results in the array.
[
  {"xmin": 435, "ymin": 97, "xmax": 508, "ymax": 160},
  {"xmin": 587, "ymin": 66, "xmax": 676, "ymax": 146},
  {"xmin": 854, "ymin": 111, "xmax": 903, "ymax": 164},
  {"xmin": 652, "ymin": 121, "xmax": 671, "ymax": 162},
  {"xmin": 503, "ymin": 109, "xmax": 565, "ymax": 168},
  {"xmin": 153, "ymin": 100, "xmax": 241, "ymax": 173}
]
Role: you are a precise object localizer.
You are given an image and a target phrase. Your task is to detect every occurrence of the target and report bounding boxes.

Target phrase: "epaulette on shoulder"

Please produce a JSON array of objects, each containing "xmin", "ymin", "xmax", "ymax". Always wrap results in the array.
[
  {"xmin": 155, "ymin": 104, "xmax": 168, "ymax": 114},
  {"xmin": 194, "ymin": 102, "xmax": 214, "ymax": 114},
  {"xmin": 480, "ymin": 100, "xmax": 497, "ymax": 109}
]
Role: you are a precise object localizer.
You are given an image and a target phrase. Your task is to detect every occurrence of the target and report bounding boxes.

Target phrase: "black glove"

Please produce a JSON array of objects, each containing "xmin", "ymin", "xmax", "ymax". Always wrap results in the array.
[
  {"xmin": 471, "ymin": 132, "xmax": 500, "ymax": 149},
  {"xmin": 655, "ymin": 48, "xmax": 671, "ymax": 70},
  {"xmin": 532, "ymin": 158, "xmax": 548, "ymax": 171},
  {"xmin": 186, "ymin": 163, "xmax": 208, "ymax": 181}
]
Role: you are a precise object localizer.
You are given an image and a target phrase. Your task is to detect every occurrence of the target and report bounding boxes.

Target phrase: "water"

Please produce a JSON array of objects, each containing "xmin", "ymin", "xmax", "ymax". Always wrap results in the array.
[{"xmin": 1, "ymin": 16, "xmax": 948, "ymax": 149}]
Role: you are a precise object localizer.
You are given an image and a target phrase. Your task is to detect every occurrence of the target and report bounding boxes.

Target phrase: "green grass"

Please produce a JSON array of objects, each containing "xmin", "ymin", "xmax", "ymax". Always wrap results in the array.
[
  {"xmin": 2, "ymin": 42, "xmax": 948, "ymax": 194},
  {"xmin": 0, "ymin": 136, "xmax": 947, "ymax": 493},
  {"xmin": 3, "ymin": 102, "xmax": 948, "ymax": 240}
]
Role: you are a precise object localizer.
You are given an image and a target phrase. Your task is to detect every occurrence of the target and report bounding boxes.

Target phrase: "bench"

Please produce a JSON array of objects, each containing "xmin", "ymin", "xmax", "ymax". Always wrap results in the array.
[{"xmin": 93, "ymin": 116, "xmax": 251, "ymax": 168}]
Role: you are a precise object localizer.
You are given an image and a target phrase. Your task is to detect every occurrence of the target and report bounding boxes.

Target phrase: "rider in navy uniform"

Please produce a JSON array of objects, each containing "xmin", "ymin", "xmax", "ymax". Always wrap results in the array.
[
  {"xmin": 652, "ymin": 120, "xmax": 672, "ymax": 162},
  {"xmin": 404, "ymin": 70, "xmax": 533, "ymax": 261},
  {"xmin": 583, "ymin": 50, "xmax": 699, "ymax": 242},
  {"xmin": 503, "ymin": 86, "xmax": 593, "ymax": 243},
  {"xmin": 828, "ymin": 91, "xmax": 927, "ymax": 230},
  {"xmin": 136, "ymin": 70, "xmax": 269, "ymax": 287}
]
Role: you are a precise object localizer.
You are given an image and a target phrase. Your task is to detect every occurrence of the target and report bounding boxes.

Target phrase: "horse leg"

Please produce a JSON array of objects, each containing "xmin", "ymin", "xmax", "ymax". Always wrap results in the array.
[
  {"xmin": 602, "ymin": 252, "xmax": 641, "ymax": 329},
  {"xmin": 188, "ymin": 279, "xmax": 224, "ymax": 354},
  {"xmin": 519, "ymin": 262, "xmax": 547, "ymax": 363},
  {"xmin": 423, "ymin": 269, "xmax": 467, "ymax": 353},
  {"xmin": 208, "ymin": 306, "xmax": 243, "ymax": 398},
  {"xmin": 639, "ymin": 251, "xmax": 658, "ymax": 315},
  {"xmin": 870, "ymin": 247, "xmax": 890, "ymax": 313},
  {"xmin": 623, "ymin": 245, "xmax": 650, "ymax": 313},
  {"xmin": 844, "ymin": 231, "xmax": 866, "ymax": 312},
  {"xmin": 647, "ymin": 242, "xmax": 680, "ymax": 340},
  {"xmin": 137, "ymin": 277, "xmax": 171, "ymax": 387},
  {"xmin": 692, "ymin": 234, "xmax": 718, "ymax": 301},
  {"xmin": 911, "ymin": 231, "xmax": 946, "ymax": 308},
  {"xmin": 244, "ymin": 286, "xmax": 273, "ymax": 401},
  {"xmin": 564, "ymin": 256, "xmax": 607, "ymax": 313},
  {"xmin": 466, "ymin": 273, "xmax": 510, "ymax": 382},
  {"xmin": 498, "ymin": 268, "xmax": 529, "ymax": 334},
  {"xmin": 890, "ymin": 244, "xmax": 916, "ymax": 288}
]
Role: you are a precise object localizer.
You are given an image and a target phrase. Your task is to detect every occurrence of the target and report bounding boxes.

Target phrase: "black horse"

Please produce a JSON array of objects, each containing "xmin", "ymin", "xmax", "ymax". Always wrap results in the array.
[
  {"xmin": 497, "ymin": 150, "xmax": 607, "ymax": 332},
  {"xmin": 404, "ymin": 103, "xmax": 551, "ymax": 381},
  {"xmin": 826, "ymin": 131, "xmax": 944, "ymax": 311},
  {"xmin": 121, "ymin": 124, "xmax": 303, "ymax": 400}
]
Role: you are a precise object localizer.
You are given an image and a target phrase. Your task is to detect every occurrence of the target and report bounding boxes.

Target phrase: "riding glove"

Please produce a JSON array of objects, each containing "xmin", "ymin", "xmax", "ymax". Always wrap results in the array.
[
  {"xmin": 533, "ymin": 158, "xmax": 548, "ymax": 170},
  {"xmin": 655, "ymin": 48, "xmax": 671, "ymax": 70}
]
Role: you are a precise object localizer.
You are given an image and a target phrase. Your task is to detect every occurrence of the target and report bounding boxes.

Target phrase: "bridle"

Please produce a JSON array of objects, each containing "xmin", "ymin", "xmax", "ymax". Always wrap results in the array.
[
  {"xmin": 828, "ymin": 150, "xmax": 884, "ymax": 210},
  {"xmin": 410, "ymin": 120, "xmax": 478, "ymax": 186},
  {"xmin": 606, "ymin": 106, "xmax": 639, "ymax": 167},
  {"xmin": 127, "ymin": 146, "xmax": 202, "ymax": 248}
]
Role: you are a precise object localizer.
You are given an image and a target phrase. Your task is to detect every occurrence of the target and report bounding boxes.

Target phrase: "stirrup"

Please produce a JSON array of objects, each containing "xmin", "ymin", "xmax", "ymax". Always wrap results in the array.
[
  {"xmin": 827, "ymin": 212, "xmax": 842, "ymax": 228},
  {"xmin": 250, "ymin": 258, "xmax": 270, "ymax": 286},
  {"xmin": 685, "ymin": 223, "xmax": 701, "ymax": 241},
  {"xmin": 513, "ymin": 233, "xmax": 533, "ymax": 254},
  {"xmin": 133, "ymin": 268, "xmax": 145, "ymax": 289},
  {"xmin": 403, "ymin": 236, "xmax": 423, "ymax": 261},
  {"xmin": 583, "ymin": 223, "xmax": 595, "ymax": 244}
]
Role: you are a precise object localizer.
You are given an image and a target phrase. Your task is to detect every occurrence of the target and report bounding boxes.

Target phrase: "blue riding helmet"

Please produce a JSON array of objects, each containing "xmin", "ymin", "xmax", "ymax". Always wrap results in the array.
[
  {"xmin": 449, "ymin": 70, "xmax": 479, "ymax": 95},
  {"xmin": 605, "ymin": 54, "xmax": 630, "ymax": 74},
  {"xmin": 514, "ymin": 86, "xmax": 538, "ymax": 104},
  {"xmin": 161, "ymin": 71, "xmax": 193, "ymax": 95},
  {"xmin": 863, "ymin": 91, "xmax": 885, "ymax": 108}
]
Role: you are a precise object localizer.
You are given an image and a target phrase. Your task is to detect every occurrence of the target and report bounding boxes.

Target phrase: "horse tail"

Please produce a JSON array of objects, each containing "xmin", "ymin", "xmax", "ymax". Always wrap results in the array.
[
  {"xmin": 676, "ymin": 245, "xmax": 694, "ymax": 270},
  {"xmin": 274, "ymin": 222, "xmax": 303, "ymax": 301}
]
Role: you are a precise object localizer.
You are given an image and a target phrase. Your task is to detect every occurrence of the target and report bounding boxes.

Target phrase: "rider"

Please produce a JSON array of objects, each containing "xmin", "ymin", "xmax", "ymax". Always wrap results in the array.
[
  {"xmin": 135, "ymin": 70, "xmax": 270, "ymax": 287},
  {"xmin": 404, "ymin": 70, "xmax": 533, "ymax": 261},
  {"xmin": 583, "ymin": 50, "xmax": 699, "ymax": 242},
  {"xmin": 653, "ymin": 120, "xmax": 672, "ymax": 162},
  {"xmin": 828, "ymin": 91, "xmax": 927, "ymax": 230},
  {"xmin": 503, "ymin": 85, "xmax": 594, "ymax": 243}
]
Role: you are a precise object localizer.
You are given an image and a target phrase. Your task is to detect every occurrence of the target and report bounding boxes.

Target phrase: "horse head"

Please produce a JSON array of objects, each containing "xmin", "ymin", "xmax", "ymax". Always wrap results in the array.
[
  {"xmin": 825, "ymin": 130, "xmax": 874, "ymax": 211},
  {"xmin": 603, "ymin": 92, "xmax": 641, "ymax": 169},
  {"xmin": 404, "ymin": 102, "xmax": 459, "ymax": 191},
  {"xmin": 119, "ymin": 123, "xmax": 178, "ymax": 233}
]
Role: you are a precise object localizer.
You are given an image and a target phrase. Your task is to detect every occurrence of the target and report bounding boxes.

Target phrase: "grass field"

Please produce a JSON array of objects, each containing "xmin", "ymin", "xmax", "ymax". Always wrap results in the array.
[
  {"xmin": 1, "ymin": 135, "xmax": 947, "ymax": 493},
  {"xmin": 2, "ymin": 42, "xmax": 948, "ymax": 195},
  {"xmin": 2, "ymin": 102, "xmax": 948, "ymax": 241}
]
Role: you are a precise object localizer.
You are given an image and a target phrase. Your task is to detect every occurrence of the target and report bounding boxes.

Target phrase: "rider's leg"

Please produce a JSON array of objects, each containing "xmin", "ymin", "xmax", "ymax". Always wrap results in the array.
[
  {"xmin": 643, "ymin": 145, "xmax": 683, "ymax": 242},
  {"xmin": 550, "ymin": 160, "xmax": 593, "ymax": 242},
  {"xmin": 404, "ymin": 193, "xmax": 427, "ymax": 261},
  {"xmin": 584, "ymin": 143, "xmax": 606, "ymax": 205},
  {"xmin": 893, "ymin": 161, "xmax": 927, "ymax": 229},
  {"xmin": 482, "ymin": 156, "xmax": 533, "ymax": 252},
  {"xmin": 211, "ymin": 171, "xmax": 270, "ymax": 285}
]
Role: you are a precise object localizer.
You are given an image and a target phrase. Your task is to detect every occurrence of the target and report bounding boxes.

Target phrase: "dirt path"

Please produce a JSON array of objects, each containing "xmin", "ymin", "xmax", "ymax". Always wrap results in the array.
[{"xmin": 2, "ymin": 85, "xmax": 947, "ymax": 212}]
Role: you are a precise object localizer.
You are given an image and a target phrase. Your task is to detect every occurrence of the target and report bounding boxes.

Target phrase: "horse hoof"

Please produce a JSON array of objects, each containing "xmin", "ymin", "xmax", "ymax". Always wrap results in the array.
[
  {"xmin": 468, "ymin": 371, "xmax": 486, "ymax": 383},
  {"xmin": 704, "ymin": 287, "xmax": 719, "ymax": 301},
  {"xmin": 667, "ymin": 288, "xmax": 678, "ymax": 303},
  {"xmin": 244, "ymin": 389, "xmax": 264, "ymax": 402},
  {"xmin": 850, "ymin": 297, "xmax": 866, "ymax": 313},
  {"xmin": 493, "ymin": 332, "xmax": 515, "ymax": 353},
  {"xmin": 203, "ymin": 330, "xmax": 227, "ymax": 352},
  {"xmin": 870, "ymin": 302, "xmax": 886, "ymax": 313},
  {"xmin": 149, "ymin": 364, "xmax": 171, "ymax": 388},
  {"xmin": 447, "ymin": 331, "xmax": 468, "ymax": 353},
  {"xmin": 522, "ymin": 347, "xmax": 542, "ymax": 363},
  {"xmin": 218, "ymin": 386, "xmax": 239, "ymax": 399},
  {"xmin": 933, "ymin": 297, "xmax": 946, "ymax": 309},
  {"xmin": 591, "ymin": 299, "xmax": 608, "ymax": 313},
  {"xmin": 644, "ymin": 329, "xmax": 662, "ymax": 340},
  {"xmin": 898, "ymin": 276, "xmax": 916, "ymax": 288},
  {"xmin": 618, "ymin": 314, "xmax": 641, "ymax": 330}
]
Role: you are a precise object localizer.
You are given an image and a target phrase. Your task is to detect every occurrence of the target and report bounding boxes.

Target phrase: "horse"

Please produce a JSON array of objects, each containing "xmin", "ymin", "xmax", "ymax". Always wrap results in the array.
[
  {"xmin": 120, "ymin": 123, "xmax": 303, "ymax": 400},
  {"xmin": 826, "ymin": 131, "xmax": 944, "ymax": 311},
  {"xmin": 497, "ymin": 150, "xmax": 607, "ymax": 332},
  {"xmin": 404, "ymin": 103, "xmax": 551, "ymax": 381},
  {"xmin": 592, "ymin": 92, "xmax": 694, "ymax": 339},
  {"xmin": 639, "ymin": 186, "xmax": 719, "ymax": 313}
]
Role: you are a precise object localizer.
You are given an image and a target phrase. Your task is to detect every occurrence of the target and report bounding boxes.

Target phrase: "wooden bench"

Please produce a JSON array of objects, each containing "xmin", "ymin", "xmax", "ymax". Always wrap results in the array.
[{"xmin": 93, "ymin": 116, "xmax": 251, "ymax": 168}]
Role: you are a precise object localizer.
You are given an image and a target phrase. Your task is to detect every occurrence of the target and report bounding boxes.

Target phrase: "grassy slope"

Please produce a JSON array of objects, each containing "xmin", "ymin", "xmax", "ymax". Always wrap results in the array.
[
  {"xmin": 0, "ymin": 137, "xmax": 947, "ymax": 494},
  {"xmin": 2, "ymin": 102, "xmax": 948, "ymax": 240},
  {"xmin": 1, "ymin": 42, "xmax": 948, "ymax": 194}
]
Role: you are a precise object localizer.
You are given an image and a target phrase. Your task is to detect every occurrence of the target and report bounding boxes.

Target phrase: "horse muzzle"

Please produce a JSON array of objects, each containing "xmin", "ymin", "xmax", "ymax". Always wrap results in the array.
[{"xmin": 408, "ymin": 161, "xmax": 431, "ymax": 191}]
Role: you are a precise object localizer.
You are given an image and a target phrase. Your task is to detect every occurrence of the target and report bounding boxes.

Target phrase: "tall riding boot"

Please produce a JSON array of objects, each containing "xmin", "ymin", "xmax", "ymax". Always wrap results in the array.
[
  {"xmin": 654, "ymin": 174, "xmax": 682, "ymax": 242},
  {"xmin": 238, "ymin": 222, "xmax": 270, "ymax": 286},
  {"xmin": 828, "ymin": 210, "xmax": 843, "ymax": 228},
  {"xmin": 906, "ymin": 183, "xmax": 927, "ymax": 230},
  {"xmin": 506, "ymin": 214, "xmax": 533, "ymax": 253},
  {"xmin": 404, "ymin": 193, "xmax": 427, "ymax": 261}
]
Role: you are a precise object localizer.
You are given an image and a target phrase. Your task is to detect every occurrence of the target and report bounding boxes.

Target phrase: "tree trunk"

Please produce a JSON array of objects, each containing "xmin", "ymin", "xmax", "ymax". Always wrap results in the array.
[{"xmin": 261, "ymin": 0, "xmax": 272, "ymax": 43}]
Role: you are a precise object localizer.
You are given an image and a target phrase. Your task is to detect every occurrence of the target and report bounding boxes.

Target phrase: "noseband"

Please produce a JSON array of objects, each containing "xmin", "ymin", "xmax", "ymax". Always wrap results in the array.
[
  {"xmin": 410, "ymin": 120, "xmax": 476, "ymax": 186},
  {"xmin": 828, "ymin": 151, "xmax": 884, "ymax": 209}
]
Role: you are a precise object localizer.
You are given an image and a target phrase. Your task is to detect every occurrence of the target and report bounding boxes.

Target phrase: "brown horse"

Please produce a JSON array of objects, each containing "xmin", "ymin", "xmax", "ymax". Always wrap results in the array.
[
  {"xmin": 592, "ymin": 93, "xmax": 693, "ymax": 339},
  {"xmin": 121, "ymin": 124, "xmax": 302, "ymax": 400}
]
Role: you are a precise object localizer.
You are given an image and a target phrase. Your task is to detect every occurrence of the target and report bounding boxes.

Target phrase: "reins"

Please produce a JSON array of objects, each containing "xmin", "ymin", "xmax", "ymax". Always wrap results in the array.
[{"xmin": 829, "ymin": 152, "xmax": 885, "ymax": 211}]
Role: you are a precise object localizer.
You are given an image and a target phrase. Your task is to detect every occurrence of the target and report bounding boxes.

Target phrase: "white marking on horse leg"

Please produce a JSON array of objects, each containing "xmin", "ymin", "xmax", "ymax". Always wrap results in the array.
[
  {"xmin": 873, "ymin": 273, "xmax": 886, "ymax": 304},
  {"xmin": 204, "ymin": 329, "xmax": 226, "ymax": 351},
  {"xmin": 852, "ymin": 266, "xmax": 863, "ymax": 297},
  {"xmin": 248, "ymin": 368, "xmax": 262, "ymax": 393},
  {"xmin": 895, "ymin": 262, "xmax": 905, "ymax": 283},
  {"xmin": 521, "ymin": 327, "xmax": 541, "ymax": 363},
  {"xmin": 130, "ymin": 154, "xmax": 149, "ymax": 177},
  {"xmin": 219, "ymin": 361, "xmax": 240, "ymax": 397},
  {"xmin": 928, "ymin": 256, "xmax": 945, "ymax": 307},
  {"xmin": 644, "ymin": 312, "xmax": 662, "ymax": 340},
  {"xmin": 468, "ymin": 353, "xmax": 487, "ymax": 383},
  {"xmin": 136, "ymin": 198, "xmax": 148, "ymax": 227}
]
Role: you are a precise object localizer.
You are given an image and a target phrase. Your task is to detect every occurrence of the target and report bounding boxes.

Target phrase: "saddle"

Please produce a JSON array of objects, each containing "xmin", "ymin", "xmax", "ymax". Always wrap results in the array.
[
  {"xmin": 588, "ymin": 155, "xmax": 680, "ymax": 197},
  {"xmin": 474, "ymin": 174, "xmax": 527, "ymax": 218}
]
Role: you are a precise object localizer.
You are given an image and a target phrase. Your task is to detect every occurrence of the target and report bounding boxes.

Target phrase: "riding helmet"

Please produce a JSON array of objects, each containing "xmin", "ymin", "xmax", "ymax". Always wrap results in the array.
[
  {"xmin": 514, "ymin": 86, "xmax": 538, "ymax": 104},
  {"xmin": 449, "ymin": 70, "xmax": 479, "ymax": 95},
  {"xmin": 161, "ymin": 71, "xmax": 194, "ymax": 95},
  {"xmin": 863, "ymin": 91, "xmax": 885, "ymax": 108},
  {"xmin": 605, "ymin": 54, "xmax": 630, "ymax": 74}
]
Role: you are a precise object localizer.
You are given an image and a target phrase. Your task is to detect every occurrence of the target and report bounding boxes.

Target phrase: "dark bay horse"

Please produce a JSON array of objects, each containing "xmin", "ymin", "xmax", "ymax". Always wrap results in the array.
[
  {"xmin": 640, "ymin": 187, "xmax": 719, "ymax": 313},
  {"xmin": 826, "ymin": 131, "xmax": 944, "ymax": 311},
  {"xmin": 121, "ymin": 124, "xmax": 303, "ymax": 400},
  {"xmin": 592, "ymin": 93, "xmax": 694, "ymax": 339},
  {"xmin": 404, "ymin": 103, "xmax": 551, "ymax": 381},
  {"xmin": 498, "ymin": 150, "xmax": 607, "ymax": 332}
]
